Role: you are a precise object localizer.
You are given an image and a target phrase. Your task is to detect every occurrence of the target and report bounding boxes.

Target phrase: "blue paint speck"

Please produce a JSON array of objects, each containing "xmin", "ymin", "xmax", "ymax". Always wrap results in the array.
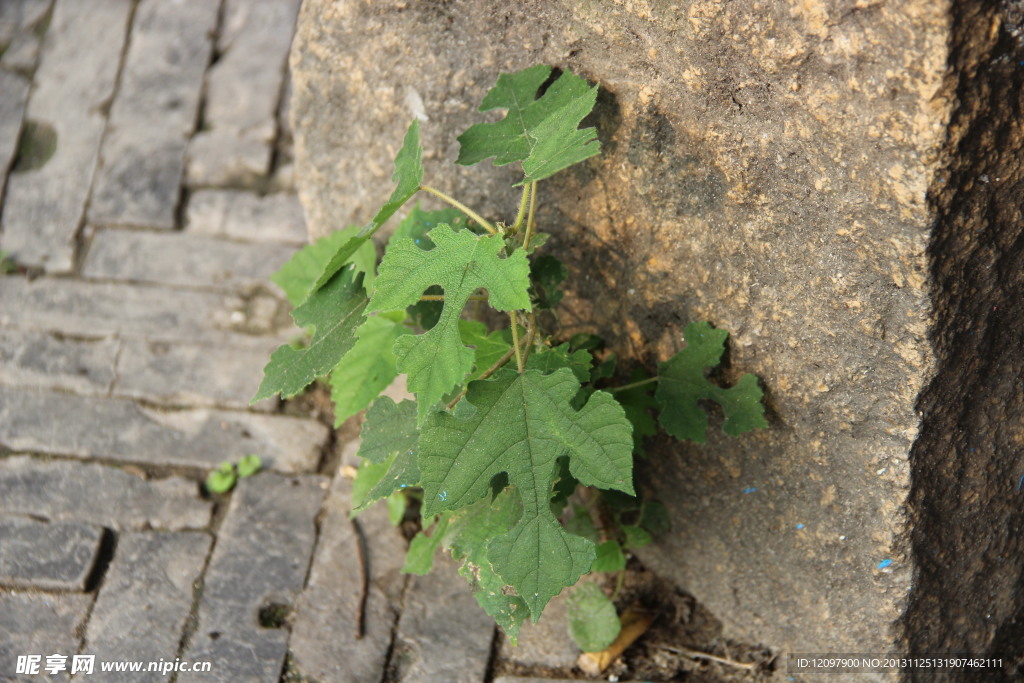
[
  {"xmin": 877, "ymin": 559, "xmax": 893, "ymax": 570},
  {"xmin": 1017, "ymin": 474, "xmax": 1023, "ymax": 492},
  {"xmin": 439, "ymin": 490, "xmax": 447, "ymax": 501},
  {"xmin": 796, "ymin": 523, "xmax": 804, "ymax": 530},
  {"xmin": 400, "ymin": 484, "xmax": 407, "ymax": 489},
  {"xmin": 743, "ymin": 487, "xmax": 757, "ymax": 494}
]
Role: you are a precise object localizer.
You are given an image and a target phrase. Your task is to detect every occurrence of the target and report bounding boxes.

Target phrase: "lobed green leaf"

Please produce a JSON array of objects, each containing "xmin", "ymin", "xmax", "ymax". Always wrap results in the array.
[
  {"xmin": 566, "ymin": 583, "xmax": 620, "ymax": 652},
  {"xmin": 272, "ymin": 226, "xmax": 376, "ymax": 306}
]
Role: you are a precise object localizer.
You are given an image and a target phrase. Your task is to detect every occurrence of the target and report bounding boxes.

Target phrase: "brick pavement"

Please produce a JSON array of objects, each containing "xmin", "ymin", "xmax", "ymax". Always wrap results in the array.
[{"xmin": 0, "ymin": 2, "xmax": 579, "ymax": 681}]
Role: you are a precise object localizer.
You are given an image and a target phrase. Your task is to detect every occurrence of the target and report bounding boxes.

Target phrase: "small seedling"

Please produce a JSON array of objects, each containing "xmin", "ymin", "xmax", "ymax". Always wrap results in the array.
[
  {"xmin": 204, "ymin": 454, "xmax": 263, "ymax": 494},
  {"xmin": 254, "ymin": 64, "xmax": 767, "ymax": 646}
]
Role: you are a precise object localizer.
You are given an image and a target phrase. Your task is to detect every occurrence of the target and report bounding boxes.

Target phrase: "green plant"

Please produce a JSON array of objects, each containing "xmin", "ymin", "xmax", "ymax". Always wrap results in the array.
[
  {"xmin": 0, "ymin": 250, "xmax": 15, "ymax": 275},
  {"xmin": 205, "ymin": 454, "xmax": 263, "ymax": 494},
  {"xmin": 254, "ymin": 65, "xmax": 767, "ymax": 646}
]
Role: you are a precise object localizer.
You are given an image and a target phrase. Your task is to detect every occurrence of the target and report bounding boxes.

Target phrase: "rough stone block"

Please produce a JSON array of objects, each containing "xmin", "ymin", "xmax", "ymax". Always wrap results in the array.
[
  {"xmin": 88, "ymin": 0, "xmax": 218, "ymax": 229},
  {"xmin": 179, "ymin": 473, "xmax": 326, "ymax": 683},
  {"xmin": 500, "ymin": 589, "xmax": 577, "ymax": 671},
  {"xmin": 288, "ymin": 0, "xmax": 1024, "ymax": 667},
  {"xmin": 82, "ymin": 229, "xmax": 292, "ymax": 293},
  {"xmin": 0, "ymin": 516, "xmax": 104, "ymax": 591},
  {"xmin": 0, "ymin": 0, "xmax": 131, "ymax": 271},
  {"xmin": 0, "ymin": 328, "xmax": 117, "ymax": 394},
  {"xmin": 0, "ymin": 278, "xmax": 292, "ymax": 348},
  {"xmin": 85, "ymin": 532, "xmax": 211, "ymax": 681},
  {"xmin": 0, "ymin": 455, "xmax": 211, "ymax": 531},
  {"xmin": 185, "ymin": 0, "xmax": 301, "ymax": 186},
  {"xmin": 0, "ymin": 592, "xmax": 92, "ymax": 682},
  {"xmin": 113, "ymin": 338, "xmax": 276, "ymax": 411},
  {"xmin": 186, "ymin": 190, "xmax": 307, "ymax": 245},
  {"xmin": 0, "ymin": 387, "xmax": 328, "ymax": 472},
  {"xmin": 390, "ymin": 558, "xmax": 494, "ymax": 683},
  {"xmin": 288, "ymin": 468, "xmax": 408, "ymax": 683}
]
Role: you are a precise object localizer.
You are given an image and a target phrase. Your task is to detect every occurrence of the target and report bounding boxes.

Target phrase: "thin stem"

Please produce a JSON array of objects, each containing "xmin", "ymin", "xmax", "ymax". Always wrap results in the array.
[
  {"xmin": 445, "ymin": 345, "xmax": 517, "ymax": 409},
  {"xmin": 610, "ymin": 376, "xmax": 659, "ymax": 393},
  {"xmin": 509, "ymin": 312, "xmax": 525, "ymax": 373},
  {"xmin": 510, "ymin": 183, "xmax": 531, "ymax": 235},
  {"xmin": 419, "ymin": 294, "xmax": 488, "ymax": 301},
  {"xmin": 419, "ymin": 185, "xmax": 498, "ymax": 235},
  {"xmin": 521, "ymin": 181, "xmax": 538, "ymax": 250},
  {"xmin": 612, "ymin": 569, "xmax": 626, "ymax": 601},
  {"xmin": 654, "ymin": 645, "xmax": 759, "ymax": 672},
  {"xmin": 520, "ymin": 310, "xmax": 538, "ymax": 365}
]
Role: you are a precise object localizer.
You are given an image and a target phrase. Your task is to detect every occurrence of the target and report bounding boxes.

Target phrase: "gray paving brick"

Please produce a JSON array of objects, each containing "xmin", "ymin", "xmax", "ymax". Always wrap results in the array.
[
  {"xmin": 0, "ymin": 0, "xmax": 50, "ymax": 72},
  {"xmin": 83, "ymin": 229, "xmax": 292, "ymax": 293},
  {"xmin": 186, "ymin": 190, "xmax": 307, "ymax": 245},
  {"xmin": 185, "ymin": 0, "xmax": 301, "ymax": 186},
  {"xmin": 89, "ymin": 0, "xmax": 218, "ymax": 229},
  {"xmin": 0, "ymin": 0, "xmax": 132, "ymax": 272},
  {"xmin": 0, "ymin": 455, "xmax": 211, "ymax": 531},
  {"xmin": 0, "ymin": 592, "xmax": 92, "ymax": 682},
  {"xmin": 85, "ymin": 531, "xmax": 211, "ymax": 681},
  {"xmin": 0, "ymin": 70, "xmax": 30, "ymax": 180},
  {"xmin": 0, "ymin": 516, "xmax": 103, "ymax": 591},
  {"xmin": 390, "ymin": 558, "xmax": 494, "ymax": 683},
  {"xmin": 500, "ymin": 589, "xmax": 578, "ymax": 670},
  {"xmin": 0, "ymin": 0, "xmax": 51, "ymax": 37},
  {"xmin": 180, "ymin": 473, "xmax": 327, "ymax": 683},
  {"xmin": 0, "ymin": 328, "xmax": 117, "ymax": 394},
  {"xmin": 114, "ymin": 338, "xmax": 276, "ymax": 411},
  {"xmin": 289, "ymin": 465, "xmax": 408, "ymax": 683},
  {"xmin": 0, "ymin": 278, "xmax": 292, "ymax": 348},
  {"xmin": 0, "ymin": 387, "xmax": 328, "ymax": 472}
]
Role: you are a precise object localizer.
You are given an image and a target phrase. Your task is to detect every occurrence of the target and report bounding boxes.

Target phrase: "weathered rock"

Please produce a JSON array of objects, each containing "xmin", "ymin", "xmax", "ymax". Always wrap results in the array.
[
  {"xmin": 85, "ymin": 532, "xmax": 211, "ymax": 682},
  {"xmin": 0, "ymin": 592, "xmax": 92, "ymax": 682},
  {"xmin": 88, "ymin": 0, "xmax": 218, "ymax": 229},
  {"xmin": 500, "ymin": 589, "xmax": 577, "ymax": 671},
  {"xmin": 0, "ymin": 455, "xmax": 211, "ymax": 531},
  {"xmin": 0, "ymin": 328, "xmax": 118, "ymax": 394},
  {"xmin": 288, "ymin": 0, "xmax": 1022, "ymax": 665},
  {"xmin": 179, "ymin": 473, "xmax": 327, "ymax": 683},
  {"xmin": 0, "ymin": 0, "xmax": 131, "ymax": 271},
  {"xmin": 186, "ymin": 190, "xmax": 307, "ymax": 245},
  {"xmin": 0, "ymin": 516, "xmax": 104, "ymax": 591},
  {"xmin": 0, "ymin": 70, "xmax": 30, "ymax": 179}
]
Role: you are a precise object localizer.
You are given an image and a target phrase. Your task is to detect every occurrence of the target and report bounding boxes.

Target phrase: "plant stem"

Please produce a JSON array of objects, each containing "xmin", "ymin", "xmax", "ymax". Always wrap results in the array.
[
  {"xmin": 419, "ymin": 185, "xmax": 498, "ymax": 235},
  {"xmin": 445, "ymin": 345, "xmax": 518, "ymax": 409},
  {"xmin": 521, "ymin": 181, "xmax": 538, "ymax": 250},
  {"xmin": 610, "ymin": 376, "xmax": 659, "ymax": 393},
  {"xmin": 510, "ymin": 312, "xmax": 525, "ymax": 373},
  {"xmin": 520, "ymin": 311, "xmax": 538, "ymax": 365},
  {"xmin": 654, "ymin": 645, "xmax": 759, "ymax": 672},
  {"xmin": 510, "ymin": 182, "xmax": 531, "ymax": 235}
]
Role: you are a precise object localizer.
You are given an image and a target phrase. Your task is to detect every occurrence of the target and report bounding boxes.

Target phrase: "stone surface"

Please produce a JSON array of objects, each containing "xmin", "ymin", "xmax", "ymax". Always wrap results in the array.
[
  {"xmin": 186, "ymin": 190, "xmax": 307, "ymax": 245},
  {"xmin": 88, "ymin": 0, "xmax": 218, "ymax": 229},
  {"xmin": 113, "ymin": 338, "xmax": 276, "ymax": 411},
  {"xmin": 0, "ymin": 278, "xmax": 292, "ymax": 348},
  {"xmin": 0, "ymin": 328, "xmax": 117, "ymax": 394},
  {"xmin": 500, "ymin": 589, "xmax": 577, "ymax": 671},
  {"xmin": 0, "ymin": 0, "xmax": 131, "ymax": 271},
  {"xmin": 390, "ymin": 558, "xmax": 494, "ymax": 683},
  {"xmin": 0, "ymin": 592, "xmax": 92, "ymax": 682},
  {"xmin": 0, "ymin": 455, "xmax": 211, "ymax": 531},
  {"xmin": 85, "ymin": 532, "xmax": 211, "ymax": 681},
  {"xmin": 0, "ymin": 516, "xmax": 104, "ymax": 591},
  {"xmin": 290, "ymin": 0, "xmax": 952, "ymax": 659},
  {"xmin": 186, "ymin": 0, "xmax": 301, "ymax": 186},
  {"xmin": 83, "ymin": 229, "xmax": 292, "ymax": 293},
  {"xmin": 0, "ymin": 70, "xmax": 30, "ymax": 180},
  {"xmin": 288, "ymin": 467, "xmax": 408, "ymax": 683},
  {"xmin": 0, "ymin": 387, "xmax": 328, "ymax": 472},
  {"xmin": 179, "ymin": 473, "xmax": 326, "ymax": 683}
]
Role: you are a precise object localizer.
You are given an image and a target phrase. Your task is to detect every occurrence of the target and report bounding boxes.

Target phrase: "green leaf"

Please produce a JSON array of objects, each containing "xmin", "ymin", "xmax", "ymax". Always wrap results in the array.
[
  {"xmin": 370, "ymin": 225, "xmax": 531, "ymax": 422},
  {"xmin": 253, "ymin": 269, "xmax": 368, "ymax": 402},
  {"xmin": 655, "ymin": 321, "xmax": 768, "ymax": 442},
  {"xmin": 459, "ymin": 320, "xmax": 513, "ymax": 380},
  {"xmin": 403, "ymin": 515, "xmax": 450, "ymax": 575},
  {"xmin": 236, "ymin": 454, "xmax": 262, "ymax": 478},
  {"xmin": 526, "ymin": 343, "xmax": 592, "ymax": 384},
  {"xmin": 272, "ymin": 227, "xmax": 376, "ymax": 307},
  {"xmin": 615, "ymin": 368, "xmax": 659, "ymax": 453},
  {"xmin": 312, "ymin": 121, "xmax": 424, "ymax": 293},
  {"xmin": 531, "ymin": 255, "xmax": 567, "ymax": 310},
  {"xmin": 622, "ymin": 524, "xmax": 652, "ymax": 549},
  {"xmin": 205, "ymin": 462, "xmax": 236, "ymax": 494},
  {"xmin": 352, "ymin": 398, "xmax": 420, "ymax": 511},
  {"xmin": 386, "ymin": 490, "xmax": 408, "ymax": 526},
  {"xmin": 592, "ymin": 540, "xmax": 626, "ymax": 573},
  {"xmin": 328, "ymin": 314, "xmax": 405, "ymax": 426},
  {"xmin": 457, "ymin": 65, "xmax": 600, "ymax": 183},
  {"xmin": 419, "ymin": 367, "xmax": 634, "ymax": 618},
  {"xmin": 566, "ymin": 583, "xmax": 620, "ymax": 652},
  {"xmin": 565, "ymin": 504, "xmax": 599, "ymax": 543},
  {"xmin": 549, "ymin": 456, "xmax": 577, "ymax": 516},
  {"xmin": 389, "ymin": 204, "xmax": 470, "ymax": 249},
  {"xmin": 639, "ymin": 500, "xmax": 671, "ymax": 536},
  {"xmin": 351, "ymin": 458, "xmax": 393, "ymax": 514}
]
